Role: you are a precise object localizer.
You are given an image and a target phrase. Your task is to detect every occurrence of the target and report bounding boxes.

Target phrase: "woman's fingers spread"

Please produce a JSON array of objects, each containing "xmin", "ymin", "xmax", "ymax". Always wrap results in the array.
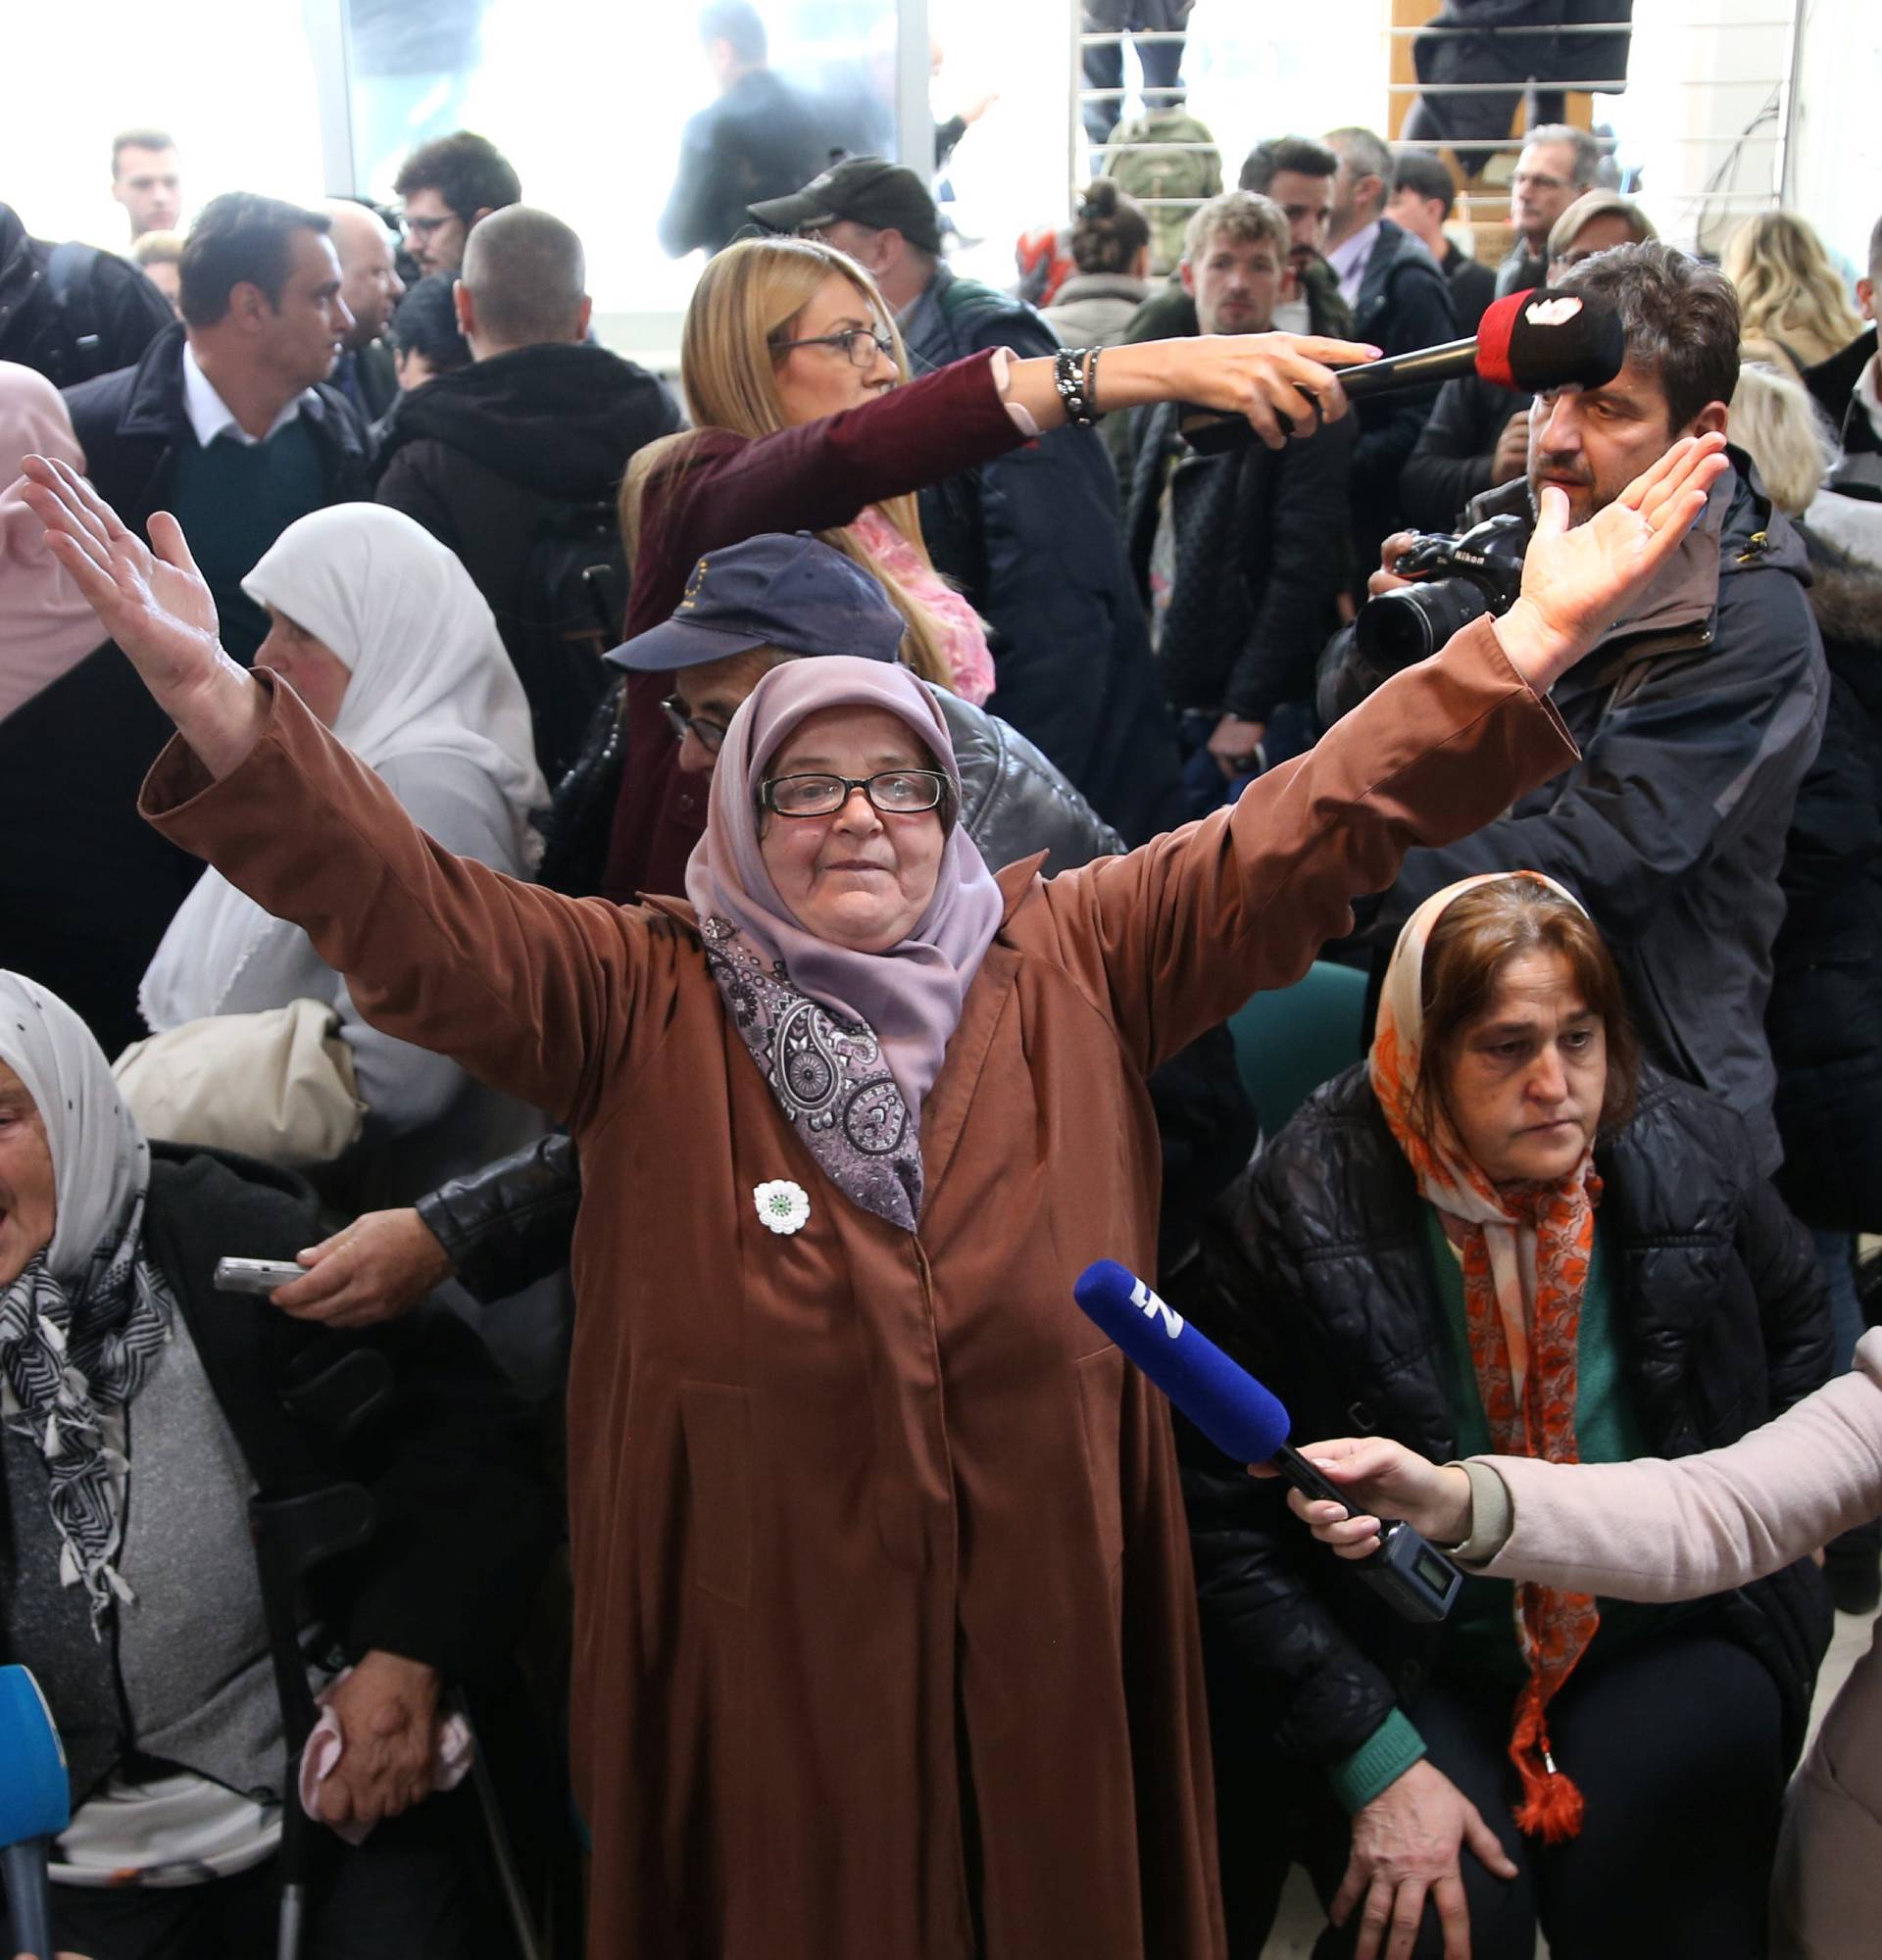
[
  {"xmin": 46, "ymin": 457, "xmax": 117, "ymax": 552},
  {"xmin": 1617, "ymin": 431, "xmax": 1698, "ymax": 511},
  {"xmin": 20, "ymin": 462, "xmax": 105, "ymax": 555}
]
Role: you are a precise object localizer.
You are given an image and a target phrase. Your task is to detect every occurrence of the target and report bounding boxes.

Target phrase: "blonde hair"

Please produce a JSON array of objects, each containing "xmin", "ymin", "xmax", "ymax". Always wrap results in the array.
[
  {"xmin": 1723, "ymin": 212, "xmax": 1866, "ymax": 372},
  {"xmin": 1728, "ymin": 358, "xmax": 1836, "ymax": 517},
  {"xmin": 620, "ymin": 236, "xmax": 954, "ymax": 688}
]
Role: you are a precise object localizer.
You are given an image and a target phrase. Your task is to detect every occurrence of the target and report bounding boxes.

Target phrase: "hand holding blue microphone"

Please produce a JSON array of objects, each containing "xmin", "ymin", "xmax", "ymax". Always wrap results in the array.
[{"xmin": 1070, "ymin": 1260, "xmax": 1462, "ymax": 1623}]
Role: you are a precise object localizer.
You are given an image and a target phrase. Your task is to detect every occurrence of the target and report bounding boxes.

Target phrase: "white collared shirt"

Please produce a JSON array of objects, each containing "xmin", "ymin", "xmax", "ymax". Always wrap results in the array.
[
  {"xmin": 1326, "ymin": 220, "xmax": 1382, "ymax": 310},
  {"xmin": 180, "ymin": 343, "xmax": 312, "ymax": 448}
]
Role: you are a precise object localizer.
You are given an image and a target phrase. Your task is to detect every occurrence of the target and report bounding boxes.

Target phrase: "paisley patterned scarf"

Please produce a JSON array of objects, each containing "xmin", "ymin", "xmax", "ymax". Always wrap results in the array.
[
  {"xmin": 686, "ymin": 659, "xmax": 1004, "ymax": 1232},
  {"xmin": 1369, "ymin": 874, "xmax": 1602, "ymax": 1843}
]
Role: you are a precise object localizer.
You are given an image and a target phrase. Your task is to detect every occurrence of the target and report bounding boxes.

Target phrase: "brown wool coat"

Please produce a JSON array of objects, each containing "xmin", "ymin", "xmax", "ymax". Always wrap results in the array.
[{"xmin": 144, "ymin": 618, "xmax": 1573, "ymax": 1960}]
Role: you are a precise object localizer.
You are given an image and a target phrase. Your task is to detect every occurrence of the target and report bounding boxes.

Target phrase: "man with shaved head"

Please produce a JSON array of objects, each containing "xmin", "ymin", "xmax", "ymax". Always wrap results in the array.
[
  {"xmin": 324, "ymin": 199, "xmax": 405, "ymax": 424},
  {"xmin": 372, "ymin": 206, "xmax": 678, "ymax": 782}
]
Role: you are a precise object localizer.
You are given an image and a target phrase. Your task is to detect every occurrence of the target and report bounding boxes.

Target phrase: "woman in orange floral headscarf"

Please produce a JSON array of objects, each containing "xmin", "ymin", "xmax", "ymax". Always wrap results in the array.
[{"xmin": 1188, "ymin": 871, "xmax": 1832, "ymax": 1960}]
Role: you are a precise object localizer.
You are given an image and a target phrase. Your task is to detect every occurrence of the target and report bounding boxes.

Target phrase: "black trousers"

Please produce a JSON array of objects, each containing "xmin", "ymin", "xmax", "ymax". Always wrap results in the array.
[
  {"xmin": 1081, "ymin": 2, "xmax": 1192, "ymax": 147},
  {"xmin": 1298, "ymin": 1630, "xmax": 1785, "ymax": 1960},
  {"xmin": 4, "ymin": 1784, "xmax": 504, "ymax": 1960}
]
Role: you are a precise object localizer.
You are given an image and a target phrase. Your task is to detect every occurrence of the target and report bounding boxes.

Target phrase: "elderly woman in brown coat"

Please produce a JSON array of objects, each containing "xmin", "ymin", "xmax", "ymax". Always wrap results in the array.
[{"xmin": 21, "ymin": 341, "xmax": 1726, "ymax": 1958}]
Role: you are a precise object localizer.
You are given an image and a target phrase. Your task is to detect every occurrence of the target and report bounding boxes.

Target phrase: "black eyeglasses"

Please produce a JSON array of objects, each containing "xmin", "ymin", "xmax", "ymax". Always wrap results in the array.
[
  {"xmin": 402, "ymin": 213, "xmax": 457, "ymax": 238},
  {"xmin": 770, "ymin": 326, "xmax": 895, "ymax": 368},
  {"xmin": 759, "ymin": 770, "xmax": 948, "ymax": 818},
  {"xmin": 661, "ymin": 696, "xmax": 729, "ymax": 754}
]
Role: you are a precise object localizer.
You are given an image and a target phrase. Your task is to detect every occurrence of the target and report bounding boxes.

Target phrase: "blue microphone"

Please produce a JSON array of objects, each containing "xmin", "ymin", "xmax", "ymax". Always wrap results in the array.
[
  {"xmin": 0, "ymin": 1665, "xmax": 67, "ymax": 1960},
  {"xmin": 1071, "ymin": 1260, "xmax": 1461, "ymax": 1622}
]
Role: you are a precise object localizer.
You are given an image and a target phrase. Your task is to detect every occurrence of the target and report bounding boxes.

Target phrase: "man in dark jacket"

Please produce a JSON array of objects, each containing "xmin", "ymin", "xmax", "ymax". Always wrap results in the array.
[
  {"xmin": 659, "ymin": 1, "xmax": 831, "ymax": 260},
  {"xmin": 62, "ymin": 193, "xmax": 369, "ymax": 662},
  {"xmin": 1322, "ymin": 126, "xmax": 1459, "ymax": 560},
  {"xmin": 325, "ymin": 199, "xmax": 404, "ymax": 427},
  {"xmin": 0, "ymin": 201, "xmax": 173, "ymax": 389},
  {"xmin": 1115, "ymin": 191, "xmax": 1355, "ymax": 778},
  {"xmin": 1324, "ymin": 244, "xmax": 1826, "ymax": 1177},
  {"xmin": 1387, "ymin": 148, "xmax": 1495, "ymax": 332},
  {"xmin": 373, "ymin": 206, "xmax": 678, "ymax": 783},
  {"xmin": 749, "ymin": 155, "xmax": 1186, "ymax": 845}
]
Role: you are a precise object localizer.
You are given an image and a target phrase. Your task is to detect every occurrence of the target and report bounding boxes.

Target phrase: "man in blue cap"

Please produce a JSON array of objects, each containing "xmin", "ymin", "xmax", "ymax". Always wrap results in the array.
[{"xmin": 275, "ymin": 534, "xmax": 1253, "ymax": 1334}]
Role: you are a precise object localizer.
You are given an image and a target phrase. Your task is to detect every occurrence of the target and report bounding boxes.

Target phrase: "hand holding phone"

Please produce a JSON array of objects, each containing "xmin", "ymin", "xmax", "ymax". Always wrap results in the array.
[{"xmin": 214, "ymin": 1256, "xmax": 306, "ymax": 1297}]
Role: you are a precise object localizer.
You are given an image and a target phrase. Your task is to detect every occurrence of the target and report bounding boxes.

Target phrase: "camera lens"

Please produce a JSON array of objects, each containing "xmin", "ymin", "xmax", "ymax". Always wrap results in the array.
[{"xmin": 1355, "ymin": 579, "xmax": 1497, "ymax": 671}]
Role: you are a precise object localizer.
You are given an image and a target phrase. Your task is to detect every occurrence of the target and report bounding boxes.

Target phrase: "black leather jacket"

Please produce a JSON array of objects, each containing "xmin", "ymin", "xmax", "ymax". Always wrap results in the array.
[
  {"xmin": 420, "ymin": 687, "xmax": 1254, "ymax": 1297},
  {"xmin": 1176, "ymin": 1061, "xmax": 1834, "ymax": 1775}
]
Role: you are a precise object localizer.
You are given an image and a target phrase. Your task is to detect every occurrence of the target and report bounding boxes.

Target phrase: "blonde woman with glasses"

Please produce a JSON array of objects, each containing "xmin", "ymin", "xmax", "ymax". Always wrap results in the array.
[{"xmin": 577, "ymin": 231, "xmax": 1377, "ymax": 903}]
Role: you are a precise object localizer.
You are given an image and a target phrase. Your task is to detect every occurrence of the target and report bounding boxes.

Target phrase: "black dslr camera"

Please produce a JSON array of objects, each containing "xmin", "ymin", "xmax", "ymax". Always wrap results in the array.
[{"xmin": 1354, "ymin": 513, "xmax": 1527, "ymax": 669}]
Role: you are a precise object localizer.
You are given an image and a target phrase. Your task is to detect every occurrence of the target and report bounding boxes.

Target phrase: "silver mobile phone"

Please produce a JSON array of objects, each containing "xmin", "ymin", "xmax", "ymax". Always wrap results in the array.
[{"xmin": 214, "ymin": 1256, "xmax": 305, "ymax": 1295}]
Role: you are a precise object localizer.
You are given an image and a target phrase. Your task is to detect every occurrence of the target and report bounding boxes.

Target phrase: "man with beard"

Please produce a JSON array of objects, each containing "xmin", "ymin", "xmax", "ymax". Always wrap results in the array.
[
  {"xmin": 1116, "ymin": 190, "xmax": 1355, "ymax": 782},
  {"xmin": 1324, "ymin": 242, "xmax": 1826, "ymax": 1176},
  {"xmin": 324, "ymin": 200, "xmax": 406, "ymax": 427}
]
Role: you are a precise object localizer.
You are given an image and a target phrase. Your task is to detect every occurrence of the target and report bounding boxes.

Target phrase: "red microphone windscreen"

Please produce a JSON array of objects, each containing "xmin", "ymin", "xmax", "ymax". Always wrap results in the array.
[
  {"xmin": 1474, "ymin": 288, "xmax": 1529, "ymax": 391},
  {"xmin": 1476, "ymin": 287, "xmax": 1626, "ymax": 397}
]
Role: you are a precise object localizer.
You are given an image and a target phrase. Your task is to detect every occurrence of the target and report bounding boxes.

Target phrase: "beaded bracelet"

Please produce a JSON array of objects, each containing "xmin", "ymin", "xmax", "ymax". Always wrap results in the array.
[{"xmin": 1054, "ymin": 345, "xmax": 1104, "ymax": 426}]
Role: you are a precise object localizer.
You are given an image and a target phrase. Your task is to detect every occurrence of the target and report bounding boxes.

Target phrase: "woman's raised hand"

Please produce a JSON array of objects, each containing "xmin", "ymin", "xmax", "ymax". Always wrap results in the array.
[
  {"xmin": 21, "ymin": 456, "xmax": 268, "ymax": 776},
  {"xmin": 1179, "ymin": 332, "xmax": 1379, "ymax": 451},
  {"xmin": 1493, "ymin": 430, "xmax": 1731, "ymax": 694}
]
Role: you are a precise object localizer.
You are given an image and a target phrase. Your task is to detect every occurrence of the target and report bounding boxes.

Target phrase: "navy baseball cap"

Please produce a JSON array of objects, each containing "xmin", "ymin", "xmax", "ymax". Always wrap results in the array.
[{"xmin": 605, "ymin": 533, "xmax": 907, "ymax": 672}]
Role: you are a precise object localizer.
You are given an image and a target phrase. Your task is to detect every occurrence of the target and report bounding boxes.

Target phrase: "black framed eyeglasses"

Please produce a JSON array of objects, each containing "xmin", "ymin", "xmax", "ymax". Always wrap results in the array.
[
  {"xmin": 770, "ymin": 326, "xmax": 895, "ymax": 368},
  {"xmin": 661, "ymin": 695, "xmax": 729, "ymax": 754},
  {"xmin": 759, "ymin": 770, "xmax": 948, "ymax": 818}
]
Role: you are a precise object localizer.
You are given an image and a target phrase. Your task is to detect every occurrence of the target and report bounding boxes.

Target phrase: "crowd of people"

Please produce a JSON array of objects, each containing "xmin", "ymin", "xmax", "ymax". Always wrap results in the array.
[{"xmin": 2, "ymin": 8, "xmax": 1881, "ymax": 1959}]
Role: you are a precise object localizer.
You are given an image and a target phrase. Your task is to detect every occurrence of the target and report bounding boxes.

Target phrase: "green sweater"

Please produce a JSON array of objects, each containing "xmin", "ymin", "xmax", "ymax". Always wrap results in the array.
[
  {"xmin": 1327, "ymin": 1210, "xmax": 1662, "ymax": 1813},
  {"xmin": 164, "ymin": 418, "xmax": 329, "ymax": 662}
]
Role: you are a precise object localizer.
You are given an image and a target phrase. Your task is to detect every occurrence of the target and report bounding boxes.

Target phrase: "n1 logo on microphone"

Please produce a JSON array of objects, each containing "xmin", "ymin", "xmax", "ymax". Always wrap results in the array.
[
  {"xmin": 1524, "ymin": 295, "xmax": 1583, "ymax": 328},
  {"xmin": 1129, "ymin": 1275, "xmax": 1185, "ymax": 1340}
]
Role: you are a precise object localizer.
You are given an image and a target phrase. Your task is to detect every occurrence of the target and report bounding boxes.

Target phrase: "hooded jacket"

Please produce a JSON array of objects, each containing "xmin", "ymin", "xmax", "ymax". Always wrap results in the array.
[
  {"xmin": 1180, "ymin": 1061, "xmax": 1833, "ymax": 1785},
  {"xmin": 0, "ymin": 205, "xmax": 173, "ymax": 390},
  {"xmin": 372, "ymin": 341, "xmax": 680, "ymax": 783},
  {"xmin": 1321, "ymin": 451, "xmax": 1827, "ymax": 1174}
]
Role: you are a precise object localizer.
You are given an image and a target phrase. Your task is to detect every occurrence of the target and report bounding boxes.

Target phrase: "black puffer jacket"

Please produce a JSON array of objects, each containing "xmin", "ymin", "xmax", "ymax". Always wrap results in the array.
[
  {"xmin": 1769, "ymin": 527, "xmax": 1882, "ymax": 1228},
  {"xmin": 1180, "ymin": 1062, "xmax": 1834, "ymax": 1775}
]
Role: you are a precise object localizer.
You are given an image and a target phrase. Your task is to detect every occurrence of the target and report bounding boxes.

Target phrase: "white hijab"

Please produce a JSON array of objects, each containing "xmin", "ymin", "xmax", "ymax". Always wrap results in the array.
[{"xmin": 140, "ymin": 505, "xmax": 549, "ymax": 1029}]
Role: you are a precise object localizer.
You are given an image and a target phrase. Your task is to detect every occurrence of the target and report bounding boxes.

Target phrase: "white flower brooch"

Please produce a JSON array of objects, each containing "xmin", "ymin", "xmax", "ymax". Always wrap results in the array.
[{"xmin": 753, "ymin": 1179, "xmax": 811, "ymax": 1236}]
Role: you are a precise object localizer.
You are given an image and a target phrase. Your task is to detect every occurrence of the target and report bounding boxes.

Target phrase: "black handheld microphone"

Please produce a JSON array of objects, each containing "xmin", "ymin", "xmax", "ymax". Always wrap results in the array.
[
  {"xmin": 1071, "ymin": 1260, "xmax": 1462, "ymax": 1622},
  {"xmin": 1178, "ymin": 286, "xmax": 1625, "ymax": 454},
  {"xmin": 0, "ymin": 1665, "xmax": 69, "ymax": 1960}
]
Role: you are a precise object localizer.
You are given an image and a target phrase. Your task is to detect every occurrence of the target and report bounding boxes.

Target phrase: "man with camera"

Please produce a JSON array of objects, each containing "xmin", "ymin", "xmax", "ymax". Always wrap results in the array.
[{"xmin": 1323, "ymin": 241, "xmax": 1826, "ymax": 1176}]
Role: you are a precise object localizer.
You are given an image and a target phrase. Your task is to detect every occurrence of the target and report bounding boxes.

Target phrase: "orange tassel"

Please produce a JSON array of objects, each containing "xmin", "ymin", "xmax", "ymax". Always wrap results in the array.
[{"xmin": 1510, "ymin": 1701, "xmax": 1586, "ymax": 1843}]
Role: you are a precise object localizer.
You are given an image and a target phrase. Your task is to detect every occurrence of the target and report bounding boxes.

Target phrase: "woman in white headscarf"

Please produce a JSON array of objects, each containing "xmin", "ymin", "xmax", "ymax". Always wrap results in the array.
[{"xmin": 135, "ymin": 504, "xmax": 550, "ymax": 1212}]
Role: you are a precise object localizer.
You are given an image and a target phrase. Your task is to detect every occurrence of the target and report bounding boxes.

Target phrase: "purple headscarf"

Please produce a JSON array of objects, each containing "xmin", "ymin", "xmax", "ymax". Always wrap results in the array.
[{"xmin": 685, "ymin": 658, "xmax": 1005, "ymax": 1230}]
